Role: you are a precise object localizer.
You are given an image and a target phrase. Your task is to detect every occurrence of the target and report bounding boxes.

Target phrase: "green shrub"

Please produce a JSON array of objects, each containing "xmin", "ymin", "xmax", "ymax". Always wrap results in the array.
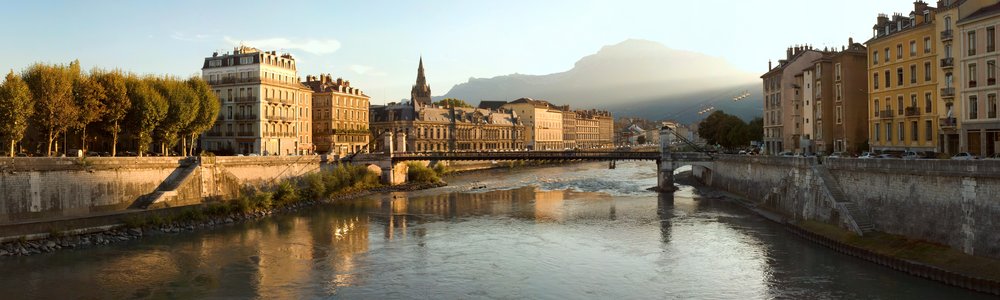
[
  {"xmin": 407, "ymin": 162, "xmax": 440, "ymax": 184},
  {"xmin": 300, "ymin": 172, "xmax": 326, "ymax": 200},
  {"xmin": 253, "ymin": 192, "xmax": 274, "ymax": 209},
  {"xmin": 274, "ymin": 181, "xmax": 299, "ymax": 205}
]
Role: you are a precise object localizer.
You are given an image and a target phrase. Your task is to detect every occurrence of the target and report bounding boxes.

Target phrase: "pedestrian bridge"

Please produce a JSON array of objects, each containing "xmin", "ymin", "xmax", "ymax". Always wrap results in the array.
[{"xmin": 349, "ymin": 131, "xmax": 713, "ymax": 192}]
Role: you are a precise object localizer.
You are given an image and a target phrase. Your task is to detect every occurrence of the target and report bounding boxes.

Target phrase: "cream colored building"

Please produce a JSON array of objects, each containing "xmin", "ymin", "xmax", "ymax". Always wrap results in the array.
[
  {"xmin": 502, "ymin": 98, "xmax": 565, "ymax": 150},
  {"xmin": 201, "ymin": 45, "xmax": 313, "ymax": 155},
  {"xmin": 304, "ymin": 74, "xmax": 370, "ymax": 157},
  {"xmin": 955, "ymin": 1, "xmax": 1000, "ymax": 156}
]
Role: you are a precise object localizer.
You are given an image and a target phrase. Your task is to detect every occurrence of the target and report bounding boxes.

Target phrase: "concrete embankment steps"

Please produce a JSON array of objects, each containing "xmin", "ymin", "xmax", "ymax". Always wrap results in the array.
[
  {"xmin": 130, "ymin": 162, "xmax": 199, "ymax": 209},
  {"xmin": 812, "ymin": 164, "xmax": 874, "ymax": 234}
]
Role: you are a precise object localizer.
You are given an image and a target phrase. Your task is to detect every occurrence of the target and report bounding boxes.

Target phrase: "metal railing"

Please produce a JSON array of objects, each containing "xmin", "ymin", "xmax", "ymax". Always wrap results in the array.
[
  {"xmin": 905, "ymin": 107, "xmax": 920, "ymax": 117},
  {"xmin": 941, "ymin": 87, "xmax": 955, "ymax": 97},
  {"xmin": 941, "ymin": 29, "xmax": 953, "ymax": 41}
]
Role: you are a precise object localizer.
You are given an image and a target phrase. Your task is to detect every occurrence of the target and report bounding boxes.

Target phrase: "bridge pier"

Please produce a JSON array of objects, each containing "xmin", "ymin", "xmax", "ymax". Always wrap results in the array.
[{"xmin": 656, "ymin": 160, "xmax": 677, "ymax": 192}]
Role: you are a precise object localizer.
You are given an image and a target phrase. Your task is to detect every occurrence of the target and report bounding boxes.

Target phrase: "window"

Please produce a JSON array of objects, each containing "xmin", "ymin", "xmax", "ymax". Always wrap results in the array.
[
  {"xmin": 969, "ymin": 30, "xmax": 977, "ymax": 56},
  {"xmin": 925, "ymin": 62, "xmax": 932, "ymax": 81},
  {"xmin": 990, "ymin": 94, "xmax": 998, "ymax": 118},
  {"xmin": 925, "ymin": 120, "xmax": 933, "ymax": 141},
  {"xmin": 873, "ymin": 51, "xmax": 879, "ymax": 64},
  {"xmin": 836, "ymin": 83, "xmax": 842, "ymax": 101},
  {"xmin": 836, "ymin": 106, "xmax": 843, "ymax": 124},
  {"xmin": 924, "ymin": 37, "xmax": 932, "ymax": 53},
  {"xmin": 970, "ymin": 95, "xmax": 979, "ymax": 119},
  {"xmin": 209, "ymin": 60, "xmax": 222, "ymax": 67},
  {"xmin": 925, "ymin": 93, "xmax": 933, "ymax": 113},
  {"xmin": 910, "ymin": 65, "xmax": 917, "ymax": 84},
  {"xmin": 239, "ymin": 56, "xmax": 253, "ymax": 64},
  {"xmin": 897, "ymin": 68, "xmax": 904, "ymax": 86},
  {"xmin": 989, "ymin": 61, "xmax": 997, "ymax": 85},
  {"xmin": 897, "ymin": 44, "xmax": 903, "ymax": 59},
  {"xmin": 911, "ymin": 121, "xmax": 919, "ymax": 141},
  {"xmin": 874, "ymin": 99, "xmax": 880, "ymax": 117},
  {"xmin": 910, "ymin": 41, "xmax": 917, "ymax": 56},
  {"xmin": 886, "ymin": 70, "xmax": 891, "ymax": 88},
  {"xmin": 885, "ymin": 48, "xmax": 891, "ymax": 63},
  {"xmin": 887, "ymin": 122, "xmax": 893, "ymax": 141},
  {"xmin": 874, "ymin": 73, "xmax": 880, "ymax": 89},
  {"xmin": 875, "ymin": 123, "xmax": 881, "ymax": 141},
  {"xmin": 970, "ymin": 63, "xmax": 978, "ymax": 87},
  {"xmin": 898, "ymin": 122, "xmax": 905, "ymax": 142},
  {"xmin": 989, "ymin": 27, "xmax": 996, "ymax": 52},
  {"xmin": 886, "ymin": 97, "xmax": 893, "ymax": 116},
  {"xmin": 911, "ymin": 94, "xmax": 918, "ymax": 109},
  {"xmin": 835, "ymin": 63, "xmax": 842, "ymax": 81},
  {"xmin": 897, "ymin": 95, "xmax": 904, "ymax": 115}
]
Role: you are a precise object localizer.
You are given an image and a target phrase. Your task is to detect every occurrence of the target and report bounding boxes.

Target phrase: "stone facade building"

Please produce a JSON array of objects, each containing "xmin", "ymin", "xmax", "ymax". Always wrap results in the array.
[
  {"xmin": 369, "ymin": 59, "xmax": 526, "ymax": 152},
  {"xmin": 200, "ymin": 45, "xmax": 313, "ymax": 156},
  {"xmin": 576, "ymin": 109, "xmax": 614, "ymax": 149},
  {"xmin": 501, "ymin": 98, "xmax": 566, "ymax": 150},
  {"xmin": 954, "ymin": 1, "xmax": 1000, "ymax": 156},
  {"xmin": 866, "ymin": 2, "xmax": 940, "ymax": 154},
  {"xmin": 303, "ymin": 74, "xmax": 370, "ymax": 157},
  {"xmin": 761, "ymin": 46, "xmax": 824, "ymax": 154}
]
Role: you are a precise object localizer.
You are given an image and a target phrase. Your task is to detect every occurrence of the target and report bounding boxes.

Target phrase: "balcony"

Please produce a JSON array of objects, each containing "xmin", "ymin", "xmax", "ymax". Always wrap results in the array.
[
  {"xmin": 941, "ymin": 29, "xmax": 953, "ymax": 41},
  {"xmin": 879, "ymin": 109, "xmax": 894, "ymax": 119},
  {"xmin": 232, "ymin": 96, "xmax": 258, "ymax": 103},
  {"xmin": 238, "ymin": 132, "xmax": 255, "ymax": 137},
  {"xmin": 941, "ymin": 87, "xmax": 955, "ymax": 98},
  {"xmin": 233, "ymin": 114, "xmax": 257, "ymax": 120},
  {"xmin": 905, "ymin": 106, "xmax": 920, "ymax": 117},
  {"xmin": 265, "ymin": 97, "xmax": 297, "ymax": 106},
  {"xmin": 207, "ymin": 77, "xmax": 261, "ymax": 86},
  {"xmin": 940, "ymin": 57, "xmax": 954, "ymax": 68},
  {"xmin": 940, "ymin": 117, "xmax": 957, "ymax": 128}
]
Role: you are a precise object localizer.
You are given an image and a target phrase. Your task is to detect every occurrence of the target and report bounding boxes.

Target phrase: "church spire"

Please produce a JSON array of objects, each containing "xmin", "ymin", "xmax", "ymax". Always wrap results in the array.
[{"xmin": 411, "ymin": 56, "xmax": 432, "ymax": 107}]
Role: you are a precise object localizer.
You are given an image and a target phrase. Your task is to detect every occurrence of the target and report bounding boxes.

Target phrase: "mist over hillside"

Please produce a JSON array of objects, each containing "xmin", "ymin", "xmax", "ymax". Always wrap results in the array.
[{"xmin": 436, "ymin": 39, "xmax": 760, "ymax": 123}]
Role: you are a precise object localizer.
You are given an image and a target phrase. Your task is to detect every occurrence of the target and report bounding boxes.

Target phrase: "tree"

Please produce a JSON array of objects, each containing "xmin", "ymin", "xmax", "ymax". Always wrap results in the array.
[
  {"xmin": 434, "ymin": 98, "xmax": 472, "ymax": 108},
  {"xmin": 0, "ymin": 70, "xmax": 33, "ymax": 156},
  {"xmin": 23, "ymin": 62, "xmax": 78, "ymax": 156},
  {"xmin": 124, "ymin": 75, "xmax": 167, "ymax": 157},
  {"xmin": 697, "ymin": 110, "xmax": 754, "ymax": 149},
  {"xmin": 747, "ymin": 117, "xmax": 764, "ymax": 143},
  {"xmin": 73, "ymin": 74, "xmax": 106, "ymax": 153},
  {"xmin": 184, "ymin": 77, "xmax": 220, "ymax": 155},
  {"xmin": 150, "ymin": 77, "xmax": 198, "ymax": 156},
  {"xmin": 93, "ymin": 69, "xmax": 129, "ymax": 157}
]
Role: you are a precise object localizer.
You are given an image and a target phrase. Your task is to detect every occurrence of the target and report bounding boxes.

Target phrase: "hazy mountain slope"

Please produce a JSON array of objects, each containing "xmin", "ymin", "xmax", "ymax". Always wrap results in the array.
[{"xmin": 436, "ymin": 39, "xmax": 760, "ymax": 122}]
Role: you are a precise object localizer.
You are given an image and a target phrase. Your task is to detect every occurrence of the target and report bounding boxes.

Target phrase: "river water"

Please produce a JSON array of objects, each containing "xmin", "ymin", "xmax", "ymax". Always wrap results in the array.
[{"xmin": 0, "ymin": 161, "xmax": 990, "ymax": 299}]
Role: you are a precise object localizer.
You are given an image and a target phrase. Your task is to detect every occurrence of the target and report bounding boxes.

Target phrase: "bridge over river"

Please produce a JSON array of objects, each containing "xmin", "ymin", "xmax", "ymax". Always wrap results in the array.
[{"xmin": 349, "ymin": 128, "xmax": 713, "ymax": 192}]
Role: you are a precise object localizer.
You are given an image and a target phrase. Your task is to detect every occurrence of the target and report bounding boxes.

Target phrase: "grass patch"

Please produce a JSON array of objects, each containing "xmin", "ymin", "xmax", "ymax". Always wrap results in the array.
[
  {"xmin": 118, "ymin": 163, "xmax": 382, "ymax": 229},
  {"xmin": 799, "ymin": 221, "xmax": 1000, "ymax": 282}
]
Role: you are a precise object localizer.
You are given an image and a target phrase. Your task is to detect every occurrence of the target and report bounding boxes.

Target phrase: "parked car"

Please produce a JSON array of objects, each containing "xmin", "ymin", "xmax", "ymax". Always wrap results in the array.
[
  {"xmin": 877, "ymin": 153, "xmax": 898, "ymax": 159},
  {"xmin": 778, "ymin": 151, "xmax": 795, "ymax": 157},
  {"xmin": 951, "ymin": 152, "xmax": 976, "ymax": 160},
  {"xmin": 901, "ymin": 151, "xmax": 920, "ymax": 160},
  {"xmin": 828, "ymin": 152, "xmax": 846, "ymax": 158},
  {"xmin": 987, "ymin": 153, "xmax": 1000, "ymax": 160},
  {"xmin": 858, "ymin": 152, "xmax": 877, "ymax": 159}
]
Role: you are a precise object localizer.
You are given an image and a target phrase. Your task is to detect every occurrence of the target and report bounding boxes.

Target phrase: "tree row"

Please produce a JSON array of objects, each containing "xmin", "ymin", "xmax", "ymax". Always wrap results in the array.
[{"xmin": 0, "ymin": 60, "xmax": 220, "ymax": 157}]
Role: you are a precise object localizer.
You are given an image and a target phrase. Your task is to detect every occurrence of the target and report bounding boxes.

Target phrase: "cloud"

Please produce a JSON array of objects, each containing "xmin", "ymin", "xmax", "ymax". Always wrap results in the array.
[
  {"xmin": 223, "ymin": 36, "xmax": 341, "ymax": 55},
  {"xmin": 350, "ymin": 64, "xmax": 387, "ymax": 77}
]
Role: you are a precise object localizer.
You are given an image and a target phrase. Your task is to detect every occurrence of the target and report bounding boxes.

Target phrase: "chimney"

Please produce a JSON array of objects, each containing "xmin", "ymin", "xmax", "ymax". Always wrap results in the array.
[
  {"xmin": 877, "ymin": 13, "xmax": 889, "ymax": 27},
  {"xmin": 768, "ymin": 60, "xmax": 773, "ymax": 70},
  {"xmin": 786, "ymin": 47, "xmax": 793, "ymax": 59},
  {"xmin": 914, "ymin": 1, "xmax": 928, "ymax": 15},
  {"xmin": 849, "ymin": 37, "xmax": 854, "ymax": 45}
]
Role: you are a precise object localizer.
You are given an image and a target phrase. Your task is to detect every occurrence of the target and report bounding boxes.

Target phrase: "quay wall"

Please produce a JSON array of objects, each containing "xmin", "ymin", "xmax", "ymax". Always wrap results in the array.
[
  {"xmin": 704, "ymin": 155, "xmax": 1000, "ymax": 259},
  {"xmin": 0, "ymin": 156, "xmax": 324, "ymax": 226}
]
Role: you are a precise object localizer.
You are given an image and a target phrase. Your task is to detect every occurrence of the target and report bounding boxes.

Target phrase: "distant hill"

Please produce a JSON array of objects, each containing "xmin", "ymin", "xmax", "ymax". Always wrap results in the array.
[{"xmin": 436, "ymin": 39, "xmax": 760, "ymax": 123}]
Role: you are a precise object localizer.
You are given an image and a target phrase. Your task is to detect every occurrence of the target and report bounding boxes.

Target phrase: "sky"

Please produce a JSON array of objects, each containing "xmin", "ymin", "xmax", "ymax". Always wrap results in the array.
[{"xmin": 0, "ymin": 0, "xmax": 911, "ymax": 104}]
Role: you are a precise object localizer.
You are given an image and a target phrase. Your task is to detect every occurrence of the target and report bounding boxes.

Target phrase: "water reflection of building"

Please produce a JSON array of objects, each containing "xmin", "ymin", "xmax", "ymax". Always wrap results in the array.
[{"xmin": 533, "ymin": 190, "xmax": 567, "ymax": 221}]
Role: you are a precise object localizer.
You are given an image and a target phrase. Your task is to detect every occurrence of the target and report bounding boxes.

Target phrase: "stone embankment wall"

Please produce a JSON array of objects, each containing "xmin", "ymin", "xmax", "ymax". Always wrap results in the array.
[
  {"xmin": 0, "ymin": 156, "xmax": 324, "ymax": 225},
  {"xmin": 705, "ymin": 155, "xmax": 1000, "ymax": 259}
]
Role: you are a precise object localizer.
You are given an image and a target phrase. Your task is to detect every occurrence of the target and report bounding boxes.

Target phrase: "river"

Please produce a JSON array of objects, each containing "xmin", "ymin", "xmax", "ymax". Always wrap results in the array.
[{"xmin": 0, "ymin": 161, "xmax": 989, "ymax": 299}]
